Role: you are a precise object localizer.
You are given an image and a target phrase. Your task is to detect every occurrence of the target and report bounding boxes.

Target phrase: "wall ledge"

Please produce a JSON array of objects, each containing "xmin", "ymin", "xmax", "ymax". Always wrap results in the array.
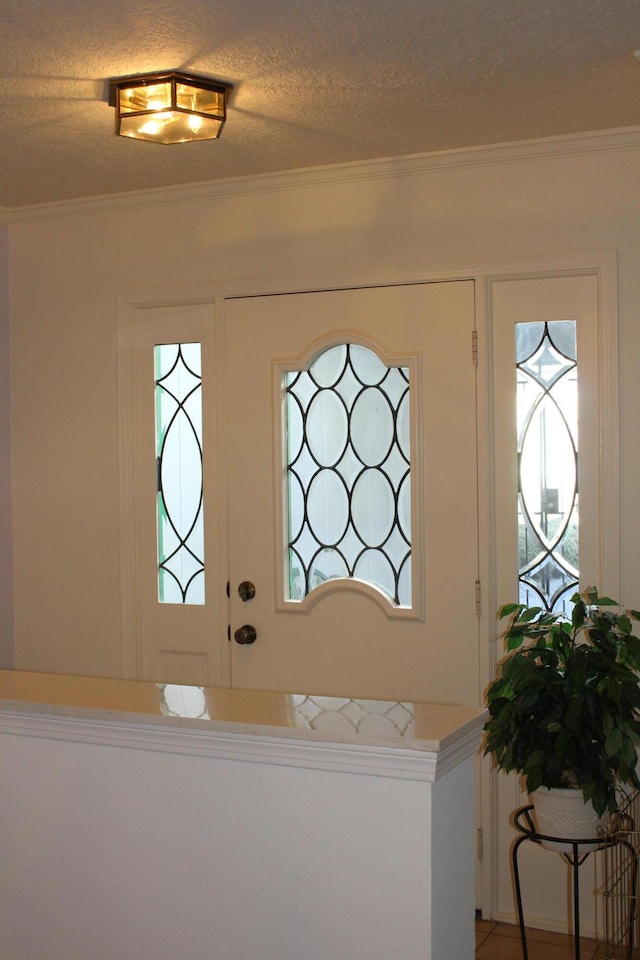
[{"xmin": 0, "ymin": 704, "xmax": 484, "ymax": 781}]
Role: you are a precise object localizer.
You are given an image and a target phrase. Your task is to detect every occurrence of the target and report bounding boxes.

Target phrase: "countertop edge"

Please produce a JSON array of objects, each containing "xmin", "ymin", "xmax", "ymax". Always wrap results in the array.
[{"xmin": 0, "ymin": 699, "xmax": 487, "ymax": 782}]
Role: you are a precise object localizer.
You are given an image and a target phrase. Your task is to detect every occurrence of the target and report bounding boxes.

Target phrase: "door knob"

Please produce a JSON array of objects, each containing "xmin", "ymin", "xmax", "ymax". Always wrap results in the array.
[
  {"xmin": 238, "ymin": 581, "xmax": 256, "ymax": 601},
  {"xmin": 234, "ymin": 624, "xmax": 257, "ymax": 645}
]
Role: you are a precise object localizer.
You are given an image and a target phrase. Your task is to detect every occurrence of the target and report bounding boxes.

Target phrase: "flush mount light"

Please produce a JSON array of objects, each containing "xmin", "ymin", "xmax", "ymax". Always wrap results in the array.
[{"xmin": 108, "ymin": 71, "xmax": 230, "ymax": 144}]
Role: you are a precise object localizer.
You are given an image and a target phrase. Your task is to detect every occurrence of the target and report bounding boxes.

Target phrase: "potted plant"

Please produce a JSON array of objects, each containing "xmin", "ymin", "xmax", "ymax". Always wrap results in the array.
[{"xmin": 483, "ymin": 586, "xmax": 640, "ymax": 846}]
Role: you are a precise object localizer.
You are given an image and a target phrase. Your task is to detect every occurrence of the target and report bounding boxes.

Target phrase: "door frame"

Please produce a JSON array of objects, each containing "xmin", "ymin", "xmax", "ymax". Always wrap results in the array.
[
  {"xmin": 478, "ymin": 252, "xmax": 619, "ymax": 922},
  {"xmin": 117, "ymin": 250, "xmax": 619, "ymax": 920}
]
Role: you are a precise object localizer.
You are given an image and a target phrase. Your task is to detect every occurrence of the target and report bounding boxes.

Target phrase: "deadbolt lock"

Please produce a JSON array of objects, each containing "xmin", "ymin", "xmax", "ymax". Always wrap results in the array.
[{"xmin": 238, "ymin": 581, "xmax": 256, "ymax": 602}]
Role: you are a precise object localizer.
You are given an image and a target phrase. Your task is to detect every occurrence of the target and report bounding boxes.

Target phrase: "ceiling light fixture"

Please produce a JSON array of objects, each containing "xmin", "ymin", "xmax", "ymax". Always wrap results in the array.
[{"xmin": 108, "ymin": 71, "xmax": 230, "ymax": 144}]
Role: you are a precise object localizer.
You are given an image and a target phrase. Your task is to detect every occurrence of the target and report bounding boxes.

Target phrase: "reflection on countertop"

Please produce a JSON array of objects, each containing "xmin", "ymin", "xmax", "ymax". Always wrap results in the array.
[{"xmin": 0, "ymin": 669, "xmax": 485, "ymax": 751}]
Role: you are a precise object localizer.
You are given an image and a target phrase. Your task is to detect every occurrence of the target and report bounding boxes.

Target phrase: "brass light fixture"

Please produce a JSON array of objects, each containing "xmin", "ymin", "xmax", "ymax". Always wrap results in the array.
[{"xmin": 108, "ymin": 71, "xmax": 230, "ymax": 144}]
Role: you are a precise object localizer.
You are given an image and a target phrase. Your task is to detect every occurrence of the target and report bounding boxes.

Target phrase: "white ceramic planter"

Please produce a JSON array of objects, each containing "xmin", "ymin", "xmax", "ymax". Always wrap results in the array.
[{"xmin": 531, "ymin": 786, "xmax": 608, "ymax": 852}]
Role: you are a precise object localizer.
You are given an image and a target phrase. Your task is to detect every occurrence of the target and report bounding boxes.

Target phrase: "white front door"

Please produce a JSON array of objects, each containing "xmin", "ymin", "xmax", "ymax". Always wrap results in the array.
[
  {"xmin": 225, "ymin": 282, "xmax": 479, "ymax": 702},
  {"xmin": 132, "ymin": 281, "xmax": 480, "ymax": 705}
]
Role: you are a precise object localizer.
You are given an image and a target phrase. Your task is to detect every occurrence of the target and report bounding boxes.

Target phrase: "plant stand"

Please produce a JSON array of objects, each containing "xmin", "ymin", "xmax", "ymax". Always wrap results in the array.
[{"xmin": 512, "ymin": 804, "xmax": 637, "ymax": 960}]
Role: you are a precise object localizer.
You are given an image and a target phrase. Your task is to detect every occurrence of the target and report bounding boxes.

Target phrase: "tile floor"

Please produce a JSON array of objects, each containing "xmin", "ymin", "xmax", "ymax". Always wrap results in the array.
[{"xmin": 475, "ymin": 919, "xmax": 621, "ymax": 959}]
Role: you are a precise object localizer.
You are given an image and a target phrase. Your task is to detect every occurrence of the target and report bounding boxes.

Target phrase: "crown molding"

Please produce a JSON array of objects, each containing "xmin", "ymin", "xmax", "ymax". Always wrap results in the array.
[{"xmin": 6, "ymin": 125, "xmax": 640, "ymax": 225}]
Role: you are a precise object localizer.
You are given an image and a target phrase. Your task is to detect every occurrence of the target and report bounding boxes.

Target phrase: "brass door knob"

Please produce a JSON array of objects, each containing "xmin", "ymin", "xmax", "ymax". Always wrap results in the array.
[{"xmin": 234, "ymin": 624, "xmax": 257, "ymax": 645}]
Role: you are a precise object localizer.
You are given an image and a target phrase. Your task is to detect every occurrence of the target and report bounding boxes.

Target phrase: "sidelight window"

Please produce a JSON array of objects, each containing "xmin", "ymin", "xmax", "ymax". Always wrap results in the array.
[
  {"xmin": 154, "ymin": 343, "xmax": 205, "ymax": 604},
  {"xmin": 516, "ymin": 320, "xmax": 578, "ymax": 612}
]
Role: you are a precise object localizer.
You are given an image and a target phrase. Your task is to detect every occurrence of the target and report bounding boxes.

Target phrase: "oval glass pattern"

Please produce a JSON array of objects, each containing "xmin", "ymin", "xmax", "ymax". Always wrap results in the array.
[
  {"xmin": 351, "ymin": 387, "xmax": 394, "ymax": 467},
  {"xmin": 309, "ymin": 344, "xmax": 347, "ymax": 388},
  {"xmin": 350, "ymin": 345, "xmax": 388, "ymax": 385},
  {"xmin": 160, "ymin": 411, "xmax": 203, "ymax": 532},
  {"xmin": 286, "ymin": 393, "xmax": 304, "ymax": 464},
  {"xmin": 306, "ymin": 390, "xmax": 348, "ymax": 466},
  {"xmin": 309, "ymin": 548, "xmax": 349, "ymax": 588},
  {"xmin": 284, "ymin": 342, "xmax": 412, "ymax": 606},
  {"xmin": 287, "ymin": 473, "xmax": 305, "ymax": 542},
  {"xmin": 352, "ymin": 469, "xmax": 395, "ymax": 547},
  {"xmin": 396, "ymin": 391, "xmax": 410, "ymax": 461},
  {"xmin": 516, "ymin": 320, "xmax": 578, "ymax": 613},
  {"xmin": 397, "ymin": 556, "xmax": 411, "ymax": 607},
  {"xmin": 354, "ymin": 549, "xmax": 396, "ymax": 600},
  {"xmin": 397, "ymin": 474, "xmax": 411, "ymax": 543},
  {"xmin": 155, "ymin": 343, "xmax": 205, "ymax": 605},
  {"xmin": 519, "ymin": 396, "xmax": 576, "ymax": 545},
  {"xmin": 306, "ymin": 469, "xmax": 349, "ymax": 546}
]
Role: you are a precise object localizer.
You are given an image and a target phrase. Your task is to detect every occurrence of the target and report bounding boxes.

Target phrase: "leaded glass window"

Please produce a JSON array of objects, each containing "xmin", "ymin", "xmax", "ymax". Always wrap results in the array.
[
  {"xmin": 516, "ymin": 321, "xmax": 578, "ymax": 612},
  {"xmin": 154, "ymin": 343, "xmax": 205, "ymax": 604},
  {"xmin": 285, "ymin": 343, "xmax": 411, "ymax": 606}
]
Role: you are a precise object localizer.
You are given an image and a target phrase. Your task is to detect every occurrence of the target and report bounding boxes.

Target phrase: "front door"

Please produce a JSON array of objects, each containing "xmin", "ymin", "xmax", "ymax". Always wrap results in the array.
[
  {"xmin": 133, "ymin": 281, "xmax": 480, "ymax": 705},
  {"xmin": 225, "ymin": 282, "xmax": 479, "ymax": 702}
]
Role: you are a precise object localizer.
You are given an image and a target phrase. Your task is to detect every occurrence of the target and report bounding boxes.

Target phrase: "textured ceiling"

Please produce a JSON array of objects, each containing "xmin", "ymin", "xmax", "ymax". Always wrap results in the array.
[{"xmin": 2, "ymin": 0, "xmax": 640, "ymax": 208}]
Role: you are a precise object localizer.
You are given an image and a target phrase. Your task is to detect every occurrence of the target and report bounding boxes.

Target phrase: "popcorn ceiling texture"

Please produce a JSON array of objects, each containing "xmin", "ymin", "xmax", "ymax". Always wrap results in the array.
[{"xmin": 1, "ymin": 0, "xmax": 640, "ymax": 207}]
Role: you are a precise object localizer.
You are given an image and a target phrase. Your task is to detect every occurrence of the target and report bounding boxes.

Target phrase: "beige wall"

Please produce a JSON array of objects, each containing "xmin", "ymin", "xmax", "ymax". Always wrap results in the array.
[
  {"xmin": 7, "ymin": 129, "xmax": 640, "ymax": 677},
  {"xmin": 0, "ymin": 226, "xmax": 12, "ymax": 667}
]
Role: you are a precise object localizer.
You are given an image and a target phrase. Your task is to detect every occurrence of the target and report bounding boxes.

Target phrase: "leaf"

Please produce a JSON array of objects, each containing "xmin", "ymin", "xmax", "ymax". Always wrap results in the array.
[
  {"xmin": 572, "ymin": 600, "xmax": 586, "ymax": 630},
  {"xmin": 518, "ymin": 607, "xmax": 543, "ymax": 623},
  {"xmin": 485, "ymin": 586, "xmax": 640, "ymax": 813},
  {"xmin": 620, "ymin": 737, "xmax": 638, "ymax": 769},
  {"xmin": 506, "ymin": 633, "xmax": 525, "ymax": 651},
  {"xmin": 617, "ymin": 614, "xmax": 632, "ymax": 636},
  {"xmin": 605, "ymin": 728, "xmax": 623, "ymax": 757},
  {"xmin": 498, "ymin": 603, "xmax": 525, "ymax": 619}
]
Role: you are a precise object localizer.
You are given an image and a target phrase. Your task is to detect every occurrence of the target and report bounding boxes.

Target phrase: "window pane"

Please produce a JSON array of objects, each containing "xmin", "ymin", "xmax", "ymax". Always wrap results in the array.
[
  {"xmin": 285, "ymin": 343, "xmax": 411, "ymax": 606},
  {"xmin": 155, "ymin": 343, "xmax": 205, "ymax": 604},
  {"xmin": 516, "ymin": 321, "xmax": 578, "ymax": 613}
]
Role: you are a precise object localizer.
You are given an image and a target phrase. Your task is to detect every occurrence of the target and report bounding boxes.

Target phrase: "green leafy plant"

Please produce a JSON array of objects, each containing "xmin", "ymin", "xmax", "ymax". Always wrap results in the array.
[{"xmin": 483, "ymin": 587, "xmax": 640, "ymax": 816}]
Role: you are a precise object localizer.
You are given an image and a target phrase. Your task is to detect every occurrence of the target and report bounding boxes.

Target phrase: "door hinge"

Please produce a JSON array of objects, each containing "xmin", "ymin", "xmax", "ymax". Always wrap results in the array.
[
  {"xmin": 477, "ymin": 827, "xmax": 484, "ymax": 862},
  {"xmin": 475, "ymin": 579, "xmax": 481, "ymax": 617},
  {"xmin": 472, "ymin": 330, "xmax": 479, "ymax": 367}
]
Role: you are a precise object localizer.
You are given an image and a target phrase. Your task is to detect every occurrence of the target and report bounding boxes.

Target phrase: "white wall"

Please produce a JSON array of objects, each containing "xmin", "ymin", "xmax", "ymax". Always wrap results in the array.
[
  {"xmin": 0, "ymin": 707, "xmax": 478, "ymax": 960},
  {"xmin": 7, "ymin": 129, "xmax": 640, "ymax": 677}
]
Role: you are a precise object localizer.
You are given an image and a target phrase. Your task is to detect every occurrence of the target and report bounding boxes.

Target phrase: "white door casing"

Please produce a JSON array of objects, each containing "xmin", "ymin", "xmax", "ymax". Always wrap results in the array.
[{"xmin": 486, "ymin": 270, "xmax": 619, "ymax": 933}]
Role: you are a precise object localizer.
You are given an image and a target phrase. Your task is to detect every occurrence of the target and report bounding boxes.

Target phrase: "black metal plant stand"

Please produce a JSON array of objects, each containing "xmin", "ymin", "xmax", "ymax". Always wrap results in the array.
[{"xmin": 512, "ymin": 804, "xmax": 638, "ymax": 960}]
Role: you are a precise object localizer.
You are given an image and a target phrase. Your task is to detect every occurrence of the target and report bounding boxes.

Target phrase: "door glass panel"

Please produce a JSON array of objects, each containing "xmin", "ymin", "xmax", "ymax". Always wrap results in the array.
[
  {"xmin": 285, "ymin": 343, "xmax": 411, "ymax": 605},
  {"xmin": 154, "ymin": 343, "xmax": 205, "ymax": 604},
  {"xmin": 516, "ymin": 320, "xmax": 578, "ymax": 612}
]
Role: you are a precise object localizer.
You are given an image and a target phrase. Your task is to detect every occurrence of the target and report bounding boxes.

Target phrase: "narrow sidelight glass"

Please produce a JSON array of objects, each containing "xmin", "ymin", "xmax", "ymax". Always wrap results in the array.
[
  {"xmin": 154, "ymin": 343, "xmax": 205, "ymax": 604},
  {"xmin": 516, "ymin": 321, "xmax": 578, "ymax": 612}
]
